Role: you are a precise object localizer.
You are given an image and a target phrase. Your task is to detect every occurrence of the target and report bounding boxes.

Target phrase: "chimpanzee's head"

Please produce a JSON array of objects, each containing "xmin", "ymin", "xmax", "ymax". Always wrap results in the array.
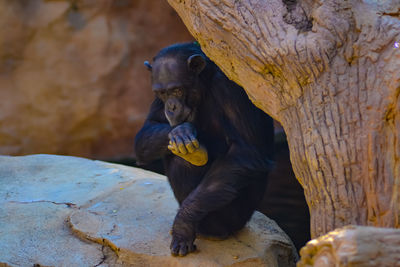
[{"xmin": 145, "ymin": 43, "xmax": 207, "ymax": 127}]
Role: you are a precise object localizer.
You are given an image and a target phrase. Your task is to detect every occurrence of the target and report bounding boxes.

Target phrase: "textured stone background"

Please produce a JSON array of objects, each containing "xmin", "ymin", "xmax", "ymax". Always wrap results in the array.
[{"xmin": 0, "ymin": 0, "xmax": 192, "ymax": 160}]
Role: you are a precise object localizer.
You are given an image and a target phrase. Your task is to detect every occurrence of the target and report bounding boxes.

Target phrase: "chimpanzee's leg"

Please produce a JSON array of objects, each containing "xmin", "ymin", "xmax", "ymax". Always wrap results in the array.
[
  {"xmin": 197, "ymin": 178, "xmax": 267, "ymax": 238},
  {"xmin": 164, "ymin": 155, "xmax": 208, "ymax": 204},
  {"xmin": 169, "ymin": 145, "xmax": 270, "ymax": 256}
]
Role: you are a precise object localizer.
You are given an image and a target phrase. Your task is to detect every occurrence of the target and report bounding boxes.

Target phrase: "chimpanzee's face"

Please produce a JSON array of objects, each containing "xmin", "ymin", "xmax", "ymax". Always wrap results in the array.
[{"xmin": 151, "ymin": 56, "xmax": 203, "ymax": 127}]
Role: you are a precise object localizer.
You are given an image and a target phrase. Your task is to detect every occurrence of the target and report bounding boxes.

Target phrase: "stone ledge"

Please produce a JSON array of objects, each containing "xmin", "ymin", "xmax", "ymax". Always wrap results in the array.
[{"xmin": 0, "ymin": 154, "xmax": 297, "ymax": 266}]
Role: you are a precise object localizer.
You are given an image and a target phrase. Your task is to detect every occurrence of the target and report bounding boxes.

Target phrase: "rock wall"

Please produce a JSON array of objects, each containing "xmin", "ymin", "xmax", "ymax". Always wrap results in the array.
[{"xmin": 0, "ymin": 0, "xmax": 193, "ymax": 160}]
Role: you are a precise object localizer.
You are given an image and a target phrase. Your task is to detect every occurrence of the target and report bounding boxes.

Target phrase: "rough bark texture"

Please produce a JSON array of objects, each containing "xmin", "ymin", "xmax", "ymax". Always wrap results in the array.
[
  {"xmin": 168, "ymin": 0, "xmax": 400, "ymax": 238},
  {"xmin": 297, "ymin": 225, "xmax": 400, "ymax": 267}
]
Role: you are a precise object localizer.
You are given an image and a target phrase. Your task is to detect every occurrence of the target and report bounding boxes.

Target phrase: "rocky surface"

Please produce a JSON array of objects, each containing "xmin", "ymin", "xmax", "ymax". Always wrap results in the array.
[
  {"xmin": 0, "ymin": 154, "xmax": 298, "ymax": 266},
  {"xmin": 298, "ymin": 225, "xmax": 400, "ymax": 267},
  {"xmin": 0, "ymin": 0, "xmax": 192, "ymax": 160}
]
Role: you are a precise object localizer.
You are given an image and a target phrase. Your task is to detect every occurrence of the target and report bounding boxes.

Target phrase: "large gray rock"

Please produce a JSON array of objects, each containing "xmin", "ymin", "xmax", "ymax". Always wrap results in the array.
[{"xmin": 0, "ymin": 155, "xmax": 297, "ymax": 266}]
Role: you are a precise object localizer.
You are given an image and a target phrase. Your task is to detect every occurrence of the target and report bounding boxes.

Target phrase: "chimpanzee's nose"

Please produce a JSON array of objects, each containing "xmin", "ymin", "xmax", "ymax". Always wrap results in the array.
[
  {"xmin": 167, "ymin": 99, "xmax": 178, "ymax": 112},
  {"xmin": 170, "ymin": 103, "xmax": 176, "ymax": 112}
]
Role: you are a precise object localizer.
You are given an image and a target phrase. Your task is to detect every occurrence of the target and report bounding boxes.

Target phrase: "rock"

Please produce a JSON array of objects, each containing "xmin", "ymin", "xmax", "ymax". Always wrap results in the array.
[
  {"xmin": 68, "ymin": 187, "xmax": 297, "ymax": 267},
  {"xmin": 297, "ymin": 225, "xmax": 400, "ymax": 267},
  {"xmin": 0, "ymin": 0, "xmax": 192, "ymax": 160},
  {"xmin": 0, "ymin": 154, "xmax": 298, "ymax": 266},
  {"xmin": 0, "ymin": 154, "xmax": 136, "ymax": 266}
]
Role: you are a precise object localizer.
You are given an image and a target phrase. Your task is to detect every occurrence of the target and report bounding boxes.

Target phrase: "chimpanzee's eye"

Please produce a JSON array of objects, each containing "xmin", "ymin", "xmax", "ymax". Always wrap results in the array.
[
  {"xmin": 174, "ymin": 88, "xmax": 183, "ymax": 97},
  {"xmin": 158, "ymin": 90, "xmax": 167, "ymax": 100}
]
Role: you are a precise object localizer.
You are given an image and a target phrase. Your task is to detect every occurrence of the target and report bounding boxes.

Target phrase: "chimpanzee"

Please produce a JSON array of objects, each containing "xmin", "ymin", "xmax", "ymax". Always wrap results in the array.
[{"xmin": 134, "ymin": 42, "xmax": 274, "ymax": 256}]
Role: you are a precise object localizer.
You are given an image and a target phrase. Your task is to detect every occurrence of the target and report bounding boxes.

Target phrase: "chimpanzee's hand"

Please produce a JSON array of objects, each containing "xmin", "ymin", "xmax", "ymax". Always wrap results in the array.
[
  {"xmin": 170, "ymin": 218, "xmax": 197, "ymax": 256},
  {"xmin": 168, "ymin": 123, "xmax": 208, "ymax": 166},
  {"xmin": 168, "ymin": 122, "xmax": 199, "ymax": 154}
]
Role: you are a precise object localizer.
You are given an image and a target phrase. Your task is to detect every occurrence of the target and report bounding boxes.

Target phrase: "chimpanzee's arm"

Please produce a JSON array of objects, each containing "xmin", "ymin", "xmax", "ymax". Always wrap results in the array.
[{"xmin": 134, "ymin": 98, "xmax": 172, "ymax": 164}]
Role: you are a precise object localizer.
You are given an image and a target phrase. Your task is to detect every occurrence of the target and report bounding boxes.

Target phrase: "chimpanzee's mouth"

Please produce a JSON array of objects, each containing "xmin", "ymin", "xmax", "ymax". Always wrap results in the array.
[{"xmin": 165, "ymin": 106, "xmax": 194, "ymax": 127}]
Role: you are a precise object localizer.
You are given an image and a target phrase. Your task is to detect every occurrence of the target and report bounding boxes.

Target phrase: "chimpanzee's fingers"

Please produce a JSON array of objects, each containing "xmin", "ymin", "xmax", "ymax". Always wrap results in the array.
[
  {"xmin": 179, "ymin": 243, "xmax": 188, "ymax": 256},
  {"xmin": 168, "ymin": 144, "xmax": 177, "ymax": 153},
  {"xmin": 185, "ymin": 142, "xmax": 195, "ymax": 154},
  {"xmin": 183, "ymin": 136, "xmax": 195, "ymax": 153},
  {"xmin": 168, "ymin": 140, "xmax": 173, "ymax": 150},
  {"xmin": 170, "ymin": 241, "xmax": 180, "ymax": 256},
  {"xmin": 185, "ymin": 133, "xmax": 199, "ymax": 148},
  {"xmin": 175, "ymin": 136, "xmax": 188, "ymax": 154},
  {"xmin": 169, "ymin": 136, "xmax": 175, "ymax": 145},
  {"xmin": 191, "ymin": 137, "xmax": 200, "ymax": 149},
  {"xmin": 169, "ymin": 136, "xmax": 179, "ymax": 152}
]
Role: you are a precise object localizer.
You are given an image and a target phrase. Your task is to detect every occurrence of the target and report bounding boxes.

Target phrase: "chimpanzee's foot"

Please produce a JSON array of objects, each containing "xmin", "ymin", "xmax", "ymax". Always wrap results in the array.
[
  {"xmin": 170, "ymin": 219, "xmax": 197, "ymax": 256},
  {"xmin": 170, "ymin": 234, "xmax": 197, "ymax": 256}
]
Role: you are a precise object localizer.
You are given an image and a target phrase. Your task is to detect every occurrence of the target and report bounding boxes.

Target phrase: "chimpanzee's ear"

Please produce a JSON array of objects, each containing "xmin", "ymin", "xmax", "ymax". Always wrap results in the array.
[
  {"xmin": 187, "ymin": 54, "xmax": 206, "ymax": 74},
  {"xmin": 144, "ymin": 61, "xmax": 152, "ymax": 71}
]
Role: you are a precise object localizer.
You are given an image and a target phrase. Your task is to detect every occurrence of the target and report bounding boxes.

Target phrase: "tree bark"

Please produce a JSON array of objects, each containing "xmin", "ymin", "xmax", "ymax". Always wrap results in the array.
[
  {"xmin": 297, "ymin": 226, "xmax": 400, "ymax": 267},
  {"xmin": 168, "ymin": 0, "xmax": 400, "ymax": 238}
]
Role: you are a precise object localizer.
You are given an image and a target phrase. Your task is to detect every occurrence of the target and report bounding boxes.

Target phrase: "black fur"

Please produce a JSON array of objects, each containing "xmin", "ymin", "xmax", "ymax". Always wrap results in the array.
[{"xmin": 135, "ymin": 43, "xmax": 274, "ymax": 256}]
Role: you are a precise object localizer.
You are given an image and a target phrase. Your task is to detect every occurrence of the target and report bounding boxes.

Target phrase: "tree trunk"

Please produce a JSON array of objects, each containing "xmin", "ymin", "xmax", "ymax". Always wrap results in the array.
[{"xmin": 168, "ymin": 0, "xmax": 400, "ymax": 238}]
